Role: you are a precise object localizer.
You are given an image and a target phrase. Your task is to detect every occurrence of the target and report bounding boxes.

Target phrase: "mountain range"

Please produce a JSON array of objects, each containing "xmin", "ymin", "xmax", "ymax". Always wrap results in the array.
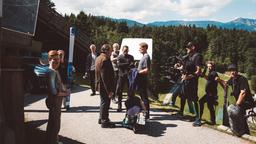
[{"xmin": 113, "ymin": 18, "xmax": 256, "ymax": 31}]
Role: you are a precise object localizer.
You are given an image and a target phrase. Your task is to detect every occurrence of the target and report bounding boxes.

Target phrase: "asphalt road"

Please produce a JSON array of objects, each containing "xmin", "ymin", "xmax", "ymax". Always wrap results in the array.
[{"xmin": 24, "ymin": 86, "xmax": 252, "ymax": 144}]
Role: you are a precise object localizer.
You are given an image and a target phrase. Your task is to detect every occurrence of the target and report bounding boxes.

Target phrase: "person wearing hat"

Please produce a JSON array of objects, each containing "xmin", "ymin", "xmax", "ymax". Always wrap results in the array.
[
  {"xmin": 221, "ymin": 64, "xmax": 254, "ymax": 136},
  {"xmin": 180, "ymin": 41, "xmax": 204, "ymax": 126},
  {"xmin": 95, "ymin": 44, "xmax": 116, "ymax": 128}
]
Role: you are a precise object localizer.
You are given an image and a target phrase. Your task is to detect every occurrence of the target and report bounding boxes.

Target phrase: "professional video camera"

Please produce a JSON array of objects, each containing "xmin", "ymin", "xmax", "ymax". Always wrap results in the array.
[
  {"xmin": 161, "ymin": 52, "xmax": 208, "ymax": 84},
  {"xmin": 161, "ymin": 54, "xmax": 189, "ymax": 84}
]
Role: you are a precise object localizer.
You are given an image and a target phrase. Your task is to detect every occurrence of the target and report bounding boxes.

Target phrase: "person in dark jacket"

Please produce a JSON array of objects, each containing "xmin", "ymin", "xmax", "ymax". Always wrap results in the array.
[
  {"xmin": 95, "ymin": 44, "xmax": 115, "ymax": 128},
  {"xmin": 84, "ymin": 44, "xmax": 98, "ymax": 96},
  {"xmin": 180, "ymin": 42, "xmax": 203, "ymax": 126},
  {"xmin": 115, "ymin": 45, "xmax": 134, "ymax": 112}
]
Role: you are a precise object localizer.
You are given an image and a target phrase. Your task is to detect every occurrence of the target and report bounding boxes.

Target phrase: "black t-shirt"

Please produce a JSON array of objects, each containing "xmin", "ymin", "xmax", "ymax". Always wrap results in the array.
[
  {"xmin": 184, "ymin": 53, "xmax": 203, "ymax": 87},
  {"xmin": 117, "ymin": 54, "xmax": 134, "ymax": 76},
  {"xmin": 184, "ymin": 53, "xmax": 203, "ymax": 75},
  {"xmin": 227, "ymin": 75, "xmax": 253, "ymax": 105},
  {"xmin": 205, "ymin": 70, "xmax": 218, "ymax": 95}
]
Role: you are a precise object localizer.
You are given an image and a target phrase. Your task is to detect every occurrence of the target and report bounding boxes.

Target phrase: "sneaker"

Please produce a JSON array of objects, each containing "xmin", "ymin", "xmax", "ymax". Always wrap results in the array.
[
  {"xmin": 101, "ymin": 122, "xmax": 115, "ymax": 128},
  {"xmin": 90, "ymin": 93, "xmax": 96, "ymax": 96},
  {"xmin": 192, "ymin": 119, "xmax": 202, "ymax": 127}
]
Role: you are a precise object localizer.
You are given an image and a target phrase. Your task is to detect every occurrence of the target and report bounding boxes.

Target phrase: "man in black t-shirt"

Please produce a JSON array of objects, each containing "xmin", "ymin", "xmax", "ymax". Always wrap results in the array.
[
  {"xmin": 225, "ymin": 64, "xmax": 254, "ymax": 136},
  {"xmin": 199, "ymin": 61, "xmax": 219, "ymax": 125},
  {"xmin": 180, "ymin": 42, "xmax": 203, "ymax": 126}
]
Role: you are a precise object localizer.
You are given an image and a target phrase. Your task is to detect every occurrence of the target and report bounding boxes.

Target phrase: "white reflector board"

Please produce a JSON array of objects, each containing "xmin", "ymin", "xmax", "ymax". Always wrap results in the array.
[{"xmin": 120, "ymin": 38, "xmax": 153, "ymax": 60}]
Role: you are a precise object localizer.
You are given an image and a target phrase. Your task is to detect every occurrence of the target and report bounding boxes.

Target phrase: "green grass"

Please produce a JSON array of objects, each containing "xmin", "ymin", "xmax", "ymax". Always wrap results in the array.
[
  {"xmin": 74, "ymin": 71, "xmax": 233, "ymax": 124},
  {"xmin": 154, "ymin": 73, "xmax": 256, "ymax": 136},
  {"xmin": 74, "ymin": 72, "xmax": 256, "ymax": 135},
  {"xmin": 156, "ymin": 73, "xmax": 236, "ymax": 124}
]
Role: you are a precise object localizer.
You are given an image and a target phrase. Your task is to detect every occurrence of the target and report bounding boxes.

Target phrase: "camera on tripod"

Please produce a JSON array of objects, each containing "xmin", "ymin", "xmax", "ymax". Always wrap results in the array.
[{"xmin": 161, "ymin": 55, "xmax": 188, "ymax": 84}]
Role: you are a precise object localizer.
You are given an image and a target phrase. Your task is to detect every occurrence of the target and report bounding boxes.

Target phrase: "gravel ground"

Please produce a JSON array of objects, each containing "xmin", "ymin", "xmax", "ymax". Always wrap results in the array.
[{"xmin": 24, "ymin": 86, "xmax": 252, "ymax": 144}]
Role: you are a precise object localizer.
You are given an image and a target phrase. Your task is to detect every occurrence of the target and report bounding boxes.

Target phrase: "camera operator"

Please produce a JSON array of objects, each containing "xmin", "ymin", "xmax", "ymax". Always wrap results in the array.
[
  {"xmin": 162, "ymin": 57, "xmax": 185, "ymax": 107},
  {"xmin": 115, "ymin": 45, "xmax": 134, "ymax": 112},
  {"xmin": 180, "ymin": 42, "xmax": 204, "ymax": 127}
]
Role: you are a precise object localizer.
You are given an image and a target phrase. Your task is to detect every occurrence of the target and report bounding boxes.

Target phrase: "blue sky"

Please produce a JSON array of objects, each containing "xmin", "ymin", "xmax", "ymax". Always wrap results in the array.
[{"xmin": 51, "ymin": 0, "xmax": 256, "ymax": 23}]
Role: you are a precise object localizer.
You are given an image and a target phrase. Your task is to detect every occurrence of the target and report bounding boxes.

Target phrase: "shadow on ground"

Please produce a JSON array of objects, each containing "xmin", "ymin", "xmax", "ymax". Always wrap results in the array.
[
  {"xmin": 113, "ymin": 120, "xmax": 177, "ymax": 137},
  {"xmin": 25, "ymin": 120, "xmax": 85, "ymax": 144},
  {"xmin": 150, "ymin": 108, "xmax": 195, "ymax": 122},
  {"xmin": 24, "ymin": 106, "xmax": 100, "ymax": 113},
  {"xmin": 136, "ymin": 120, "xmax": 177, "ymax": 137},
  {"xmin": 24, "ymin": 94, "xmax": 46, "ymax": 107},
  {"xmin": 24, "ymin": 85, "xmax": 90, "ymax": 107}
]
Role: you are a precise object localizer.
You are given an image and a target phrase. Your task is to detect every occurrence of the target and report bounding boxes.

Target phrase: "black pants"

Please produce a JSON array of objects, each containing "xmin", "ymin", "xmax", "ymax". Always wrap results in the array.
[
  {"xmin": 180, "ymin": 81, "xmax": 199, "ymax": 118},
  {"xmin": 116, "ymin": 74, "xmax": 129, "ymax": 109},
  {"xmin": 180, "ymin": 82, "xmax": 199, "ymax": 116},
  {"xmin": 138, "ymin": 76, "xmax": 150, "ymax": 118},
  {"xmin": 199, "ymin": 94, "xmax": 216, "ymax": 123},
  {"xmin": 113, "ymin": 70, "xmax": 119, "ymax": 97},
  {"xmin": 89, "ymin": 70, "xmax": 96, "ymax": 94},
  {"xmin": 46, "ymin": 97, "xmax": 62, "ymax": 144},
  {"xmin": 99, "ymin": 88, "xmax": 111, "ymax": 123}
]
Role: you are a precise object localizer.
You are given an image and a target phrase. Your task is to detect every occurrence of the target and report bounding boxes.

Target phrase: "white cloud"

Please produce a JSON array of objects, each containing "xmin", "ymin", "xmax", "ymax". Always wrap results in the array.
[
  {"xmin": 176, "ymin": 0, "xmax": 232, "ymax": 18},
  {"xmin": 248, "ymin": 12, "xmax": 256, "ymax": 19},
  {"xmin": 51, "ymin": 0, "xmax": 232, "ymax": 23}
]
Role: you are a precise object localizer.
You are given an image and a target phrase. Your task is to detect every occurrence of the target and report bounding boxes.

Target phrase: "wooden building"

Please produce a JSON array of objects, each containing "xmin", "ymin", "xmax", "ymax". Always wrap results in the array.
[{"xmin": 0, "ymin": 1, "xmax": 90, "ymax": 143}]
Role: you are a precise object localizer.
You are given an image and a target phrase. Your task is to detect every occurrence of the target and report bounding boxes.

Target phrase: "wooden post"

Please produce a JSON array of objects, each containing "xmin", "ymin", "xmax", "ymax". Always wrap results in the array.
[{"xmin": 0, "ymin": 1, "xmax": 4, "ymax": 144}]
